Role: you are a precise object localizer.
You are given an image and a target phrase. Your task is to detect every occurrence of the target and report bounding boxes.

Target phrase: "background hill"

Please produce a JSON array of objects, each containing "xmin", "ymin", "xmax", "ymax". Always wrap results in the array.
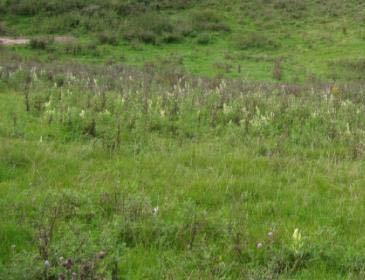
[
  {"xmin": 1, "ymin": 0, "xmax": 365, "ymax": 81},
  {"xmin": 1, "ymin": 1, "xmax": 365, "ymax": 279}
]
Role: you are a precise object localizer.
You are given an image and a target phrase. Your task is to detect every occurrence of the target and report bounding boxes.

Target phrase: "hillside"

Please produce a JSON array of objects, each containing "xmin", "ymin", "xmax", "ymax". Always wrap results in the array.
[
  {"xmin": 1, "ymin": 1, "xmax": 365, "ymax": 279},
  {"xmin": 1, "ymin": 0, "xmax": 365, "ymax": 81}
]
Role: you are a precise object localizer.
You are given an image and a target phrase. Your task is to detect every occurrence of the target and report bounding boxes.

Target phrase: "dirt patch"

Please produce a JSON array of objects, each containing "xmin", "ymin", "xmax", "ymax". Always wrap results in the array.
[
  {"xmin": 54, "ymin": 36, "xmax": 76, "ymax": 44},
  {"xmin": 0, "ymin": 36, "xmax": 77, "ymax": 46},
  {"xmin": 0, "ymin": 37, "xmax": 30, "ymax": 45}
]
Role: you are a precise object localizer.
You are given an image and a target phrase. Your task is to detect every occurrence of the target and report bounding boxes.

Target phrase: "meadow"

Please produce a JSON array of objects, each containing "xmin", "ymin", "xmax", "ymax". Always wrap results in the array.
[
  {"xmin": 1, "ymin": 59, "xmax": 365, "ymax": 279},
  {"xmin": 1, "ymin": 0, "xmax": 365, "ymax": 81},
  {"xmin": 1, "ymin": 0, "xmax": 365, "ymax": 279}
]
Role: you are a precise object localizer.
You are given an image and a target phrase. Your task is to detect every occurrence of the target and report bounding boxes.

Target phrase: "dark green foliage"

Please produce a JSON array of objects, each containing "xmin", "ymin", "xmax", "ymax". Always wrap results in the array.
[
  {"xmin": 192, "ymin": 9, "xmax": 231, "ymax": 32},
  {"xmin": 233, "ymin": 32, "xmax": 280, "ymax": 50},
  {"xmin": 123, "ymin": 13, "xmax": 179, "ymax": 44},
  {"xmin": 196, "ymin": 33, "xmax": 211, "ymax": 45},
  {"xmin": 29, "ymin": 37, "xmax": 53, "ymax": 50},
  {"xmin": 97, "ymin": 32, "xmax": 119, "ymax": 46},
  {"xmin": 273, "ymin": 0, "xmax": 307, "ymax": 19},
  {"xmin": 0, "ymin": 21, "xmax": 8, "ymax": 35}
]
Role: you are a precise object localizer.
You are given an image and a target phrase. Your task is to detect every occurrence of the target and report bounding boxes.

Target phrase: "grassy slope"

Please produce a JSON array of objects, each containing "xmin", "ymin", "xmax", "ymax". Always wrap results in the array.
[
  {"xmin": 1, "ymin": 0, "xmax": 365, "ymax": 81},
  {"xmin": 1, "ymin": 1, "xmax": 365, "ymax": 279},
  {"xmin": 0, "ymin": 63, "xmax": 365, "ymax": 278}
]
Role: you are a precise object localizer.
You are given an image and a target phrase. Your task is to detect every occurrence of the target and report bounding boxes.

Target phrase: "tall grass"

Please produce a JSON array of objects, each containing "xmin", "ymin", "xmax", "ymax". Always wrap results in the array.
[{"xmin": 0, "ymin": 61, "xmax": 365, "ymax": 278}]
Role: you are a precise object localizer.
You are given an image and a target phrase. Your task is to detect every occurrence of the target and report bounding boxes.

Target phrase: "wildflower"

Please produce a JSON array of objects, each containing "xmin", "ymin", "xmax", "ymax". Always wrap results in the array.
[
  {"xmin": 97, "ymin": 251, "xmax": 107, "ymax": 259},
  {"xmin": 59, "ymin": 256, "xmax": 64, "ymax": 264},
  {"xmin": 292, "ymin": 228, "xmax": 303, "ymax": 255},
  {"xmin": 44, "ymin": 260, "xmax": 50, "ymax": 268},
  {"xmin": 331, "ymin": 85, "xmax": 341, "ymax": 97},
  {"xmin": 152, "ymin": 206, "xmax": 159, "ymax": 216},
  {"xmin": 345, "ymin": 123, "xmax": 351, "ymax": 135},
  {"xmin": 223, "ymin": 103, "xmax": 232, "ymax": 115},
  {"xmin": 256, "ymin": 242, "xmax": 263, "ymax": 249},
  {"xmin": 63, "ymin": 259, "xmax": 73, "ymax": 270},
  {"xmin": 268, "ymin": 231, "xmax": 273, "ymax": 238},
  {"xmin": 79, "ymin": 110, "xmax": 85, "ymax": 118}
]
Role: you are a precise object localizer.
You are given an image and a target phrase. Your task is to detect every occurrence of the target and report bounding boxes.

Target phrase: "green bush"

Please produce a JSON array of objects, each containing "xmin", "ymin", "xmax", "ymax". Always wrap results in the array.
[
  {"xmin": 8, "ymin": 0, "xmax": 38, "ymax": 16},
  {"xmin": 29, "ymin": 37, "xmax": 53, "ymax": 50},
  {"xmin": 196, "ymin": 33, "xmax": 211, "ymax": 45},
  {"xmin": 192, "ymin": 9, "xmax": 231, "ymax": 32},
  {"xmin": 233, "ymin": 32, "xmax": 280, "ymax": 50},
  {"xmin": 123, "ymin": 13, "xmax": 180, "ymax": 44},
  {"xmin": 273, "ymin": 0, "xmax": 307, "ymax": 19},
  {"xmin": 162, "ymin": 32, "xmax": 183, "ymax": 43},
  {"xmin": 97, "ymin": 32, "xmax": 119, "ymax": 45},
  {"xmin": 0, "ymin": 22, "xmax": 8, "ymax": 35},
  {"xmin": 63, "ymin": 42, "xmax": 85, "ymax": 55}
]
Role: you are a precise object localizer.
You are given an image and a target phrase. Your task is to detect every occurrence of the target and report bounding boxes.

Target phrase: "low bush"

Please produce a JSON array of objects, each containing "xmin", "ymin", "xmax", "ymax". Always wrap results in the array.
[
  {"xmin": 162, "ymin": 32, "xmax": 183, "ymax": 43},
  {"xmin": 97, "ymin": 32, "xmax": 119, "ymax": 45},
  {"xmin": 233, "ymin": 32, "xmax": 280, "ymax": 50},
  {"xmin": 123, "ymin": 13, "xmax": 180, "ymax": 45},
  {"xmin": 196, "ymin": 33, "xmax": 211, "ymax": 45},
  {"xmin": 192, "ymin": 9, "xmax": 231, "ymax": 32},
  {"xmin": 273, "ymin": 0, "xmax": 307, "ymax": 19},
  {"xmin": 29, "ymin": 37, "xmax": 53, "ymax": 50},
  {"xmin": 0, "ymin": 22, "xmax": 8, "ymax": 35}
]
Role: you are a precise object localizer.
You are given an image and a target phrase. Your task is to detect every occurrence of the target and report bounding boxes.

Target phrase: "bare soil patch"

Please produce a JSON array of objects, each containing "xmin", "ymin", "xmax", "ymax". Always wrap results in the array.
[
  {"xmin": 0, "ymin": 37, "xmax": 30, "ymax": 45},
  {"xmin": 0, "ymin": 36, "xmax": 76, "ymax": 46}
]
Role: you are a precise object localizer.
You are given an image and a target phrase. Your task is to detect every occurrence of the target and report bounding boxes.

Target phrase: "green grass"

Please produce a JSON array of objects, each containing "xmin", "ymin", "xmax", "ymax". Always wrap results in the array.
[
  {"xmin": 1, "ymin": 0, "xmax": 365, "ymax": 81},
  {"xmin": 0, "ymin": 62, "xmax": 365, "ymax": 278},
  {"xmin": 1, "ymin": 1, "xmax": 365, "ymax": 278}
]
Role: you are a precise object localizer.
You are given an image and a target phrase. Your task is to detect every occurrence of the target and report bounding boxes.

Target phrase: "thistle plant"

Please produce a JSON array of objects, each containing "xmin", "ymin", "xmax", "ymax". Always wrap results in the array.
[{"xmin": 291, "ymin": 228, "xmax": 304, "ymax": 256}]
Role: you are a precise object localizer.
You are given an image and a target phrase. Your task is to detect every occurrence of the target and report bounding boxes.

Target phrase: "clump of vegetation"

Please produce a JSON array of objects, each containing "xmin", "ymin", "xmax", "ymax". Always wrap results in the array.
[
  {"xmin": 0, "ymin": 21, "xmax": 9, "ymax": 35},
  {"xmin": 192, "ymin": 9, "xmax": 231, "ymax": 32},
  {"xmin": 273, "ymin": 58, "xmax": 283, "ymax": 80},
  {"xmin": 29, "ymin": 37, "xmax": 54, "ymax": 50},
  {"xmin": 273, "ymin": 0, "xmax": 307, "ymax": 19},
  {"xmin": 123, "ymin": 13, "xmax": 176, "ymax": 44},
  {"xmin": 196, "ymin": 32, "xmax": 212, "ymax": 45},
  {"xmin": 329, "ymin": 59, "xmax": 365, "ymax": 80},
  {"xmin": 121, "ymin": 7, "xmax": 230, "ymax": 44},
  {"xmin": 97, "ymin": 32, "xmax": 119, "ymax": 45},
  {"xmin": 233, "ymin": 32, "xmax": 280, "ymax": 50}
]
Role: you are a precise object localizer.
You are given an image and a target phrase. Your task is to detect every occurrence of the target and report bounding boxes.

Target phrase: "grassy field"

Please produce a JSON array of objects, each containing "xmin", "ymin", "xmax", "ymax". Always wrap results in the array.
[
  {"xmin": 0, "ymin": 61, "xmax": 365, "ymax": 279},
  {"xmin": 1, "ymin": 1, "xmax": 365, "ymax": 279},
  {"xmin": 1, "ymin": 0, "xmax": 365, "ymax": 81}
]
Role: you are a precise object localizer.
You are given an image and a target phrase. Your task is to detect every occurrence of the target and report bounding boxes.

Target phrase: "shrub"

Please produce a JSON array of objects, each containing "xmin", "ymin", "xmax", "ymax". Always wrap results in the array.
[
  {"xmin": 29, "ymin": 37, "xmax": 53, "ymax": 50},
  {"xmin": 192, "ymin": 9, "xmax": 231, "ymax": 32},
  {"xmin": 0, "ymin": 22, "xmax": 8, "ymax": 35},
  {"xmin": 123, "ymin": 13, "xmax": 180, "ymax": 44},
  {"xmin": 9, "ymin": 0, "xmax": 37, "ymax": 16},
  {"xmin": 63, "ymin": 42, "xmax": 84, "ymax": 55},
  {"xmin": 196, "ymin": 33, "xmax": 211, "ymax": 45},
  {"xmin": 233, "ymin": 32, "xmax": 280, "ymax": 50},
  {"xmin": 98, "ymin": 32, "xmax": 119, "ymax": 45},
  {"xmin": 138, "ymin": 30, "xmax": 158, "ymax": 44},
  {"xmin": 273, "ymin": 0, "xmax": 307, "ymax": 19},
  {"xmin": 273, "ymin": 58, "xmax": 283, "ymax": 81},
  {"xmin": 162, "ymin": 32, "xmax": 183, "ymax": 43}
]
